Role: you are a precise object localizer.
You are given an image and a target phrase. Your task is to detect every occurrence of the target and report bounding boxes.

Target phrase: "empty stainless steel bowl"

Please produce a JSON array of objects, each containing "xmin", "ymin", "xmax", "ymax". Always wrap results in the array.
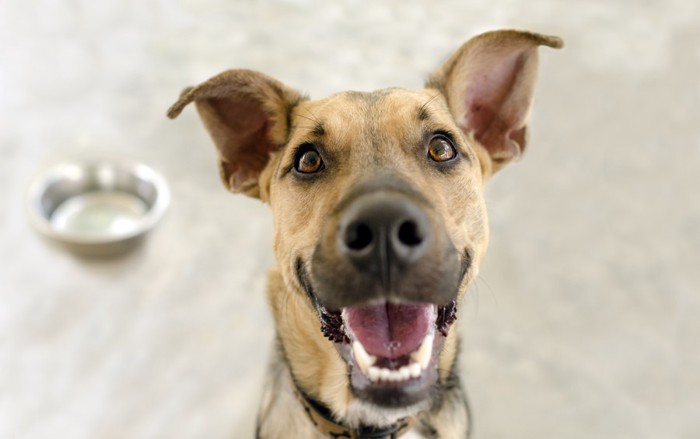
[{"xmin": 27, "ymin": 157, "xmax": 170, "ymax": 257}]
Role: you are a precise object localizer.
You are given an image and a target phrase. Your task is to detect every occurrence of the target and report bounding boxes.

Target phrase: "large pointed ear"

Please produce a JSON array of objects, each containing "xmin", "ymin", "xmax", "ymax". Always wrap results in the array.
[
  {"xmin": 428, "ymin": 30, "xmax": 563, "ymax": 176},
  {"xmin": 167, "ymin": 69, "xmax": 305, "ymax": 198}
]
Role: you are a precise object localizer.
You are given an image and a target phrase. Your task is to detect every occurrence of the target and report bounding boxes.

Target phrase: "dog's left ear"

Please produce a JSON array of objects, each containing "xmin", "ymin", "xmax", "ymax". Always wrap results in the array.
[
  {"xmin": 167, "ymin": 69, "xmax": 305, "ymax": 198},
  {"xmin": 428, "ymin": 30, "xmax": 563, "ymax": 177}
]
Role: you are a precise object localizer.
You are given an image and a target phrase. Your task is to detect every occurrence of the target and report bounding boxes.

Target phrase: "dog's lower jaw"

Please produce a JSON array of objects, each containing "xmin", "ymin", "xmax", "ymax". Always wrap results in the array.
[
  {"xmin": 257, "ymin": 337, "xmax": 470, "ymax": 439},
  {"xmin": 261, "ymin": 269, "xmax": 470, "ymax": 437},
  {"xmin": 257, "ymin": 347, "xmax": 427, "ymax": 439}
]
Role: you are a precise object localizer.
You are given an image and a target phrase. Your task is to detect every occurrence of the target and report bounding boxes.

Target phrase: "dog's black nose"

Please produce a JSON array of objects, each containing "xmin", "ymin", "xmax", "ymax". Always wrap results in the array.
[{"xmin": 338, "ymin": 193, "xmax": 432, "ymax": 278}]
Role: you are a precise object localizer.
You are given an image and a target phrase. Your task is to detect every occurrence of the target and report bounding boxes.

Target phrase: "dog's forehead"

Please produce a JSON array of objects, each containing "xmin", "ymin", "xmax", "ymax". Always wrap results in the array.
[{"xmin": 292, "ymin": 88, "xmax": 451, "ymax": 137}]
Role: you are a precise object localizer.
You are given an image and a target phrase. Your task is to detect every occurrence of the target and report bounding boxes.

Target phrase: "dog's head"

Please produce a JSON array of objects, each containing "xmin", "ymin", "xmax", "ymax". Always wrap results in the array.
[{"xmin": 169, "ymin": 30, "xmax": 561, "ymax": 425}]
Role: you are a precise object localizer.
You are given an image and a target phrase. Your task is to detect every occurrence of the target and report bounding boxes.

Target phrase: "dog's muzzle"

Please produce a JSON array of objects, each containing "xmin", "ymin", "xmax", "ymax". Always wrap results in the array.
[
  {"xmin": 300, "ymin": 178, "xmax": 467, "ymax": 408},
  {"xmin": 312, "ymin": 182, "xmax": 462, "ymax": 309}
]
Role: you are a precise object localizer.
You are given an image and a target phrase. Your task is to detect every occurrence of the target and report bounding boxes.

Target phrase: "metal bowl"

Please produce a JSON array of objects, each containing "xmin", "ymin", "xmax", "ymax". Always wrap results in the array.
[{"xmin": 27, "ymin": 157, "xmax": 170, "ymax": 257}]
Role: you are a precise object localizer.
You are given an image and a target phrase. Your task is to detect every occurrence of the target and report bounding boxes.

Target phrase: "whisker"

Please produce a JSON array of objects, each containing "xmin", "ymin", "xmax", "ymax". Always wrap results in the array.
[
  {"xmin": 419, "ymin": 92, "xmax": 442, "ymax": 117},
  {"xmin": 468, "ymin": 280, "xmax": 481, "ymax": 319},
  {"xmin": 475, "ymin": 275, "xmax": 498, "ymax": 308},
  {"xmin": 295, "ymin": 113, "xmax": 318, "ymax": 124}
]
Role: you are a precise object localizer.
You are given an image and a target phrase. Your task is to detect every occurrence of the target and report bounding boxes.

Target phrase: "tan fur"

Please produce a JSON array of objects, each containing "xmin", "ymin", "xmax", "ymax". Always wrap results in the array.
[
  {"xmin": 268, "ymin": 90, "xmax": 488, "ymax": 412},
  {"xmin": 168, "ymin": 29, "xmax": 561, "ymax": 438}
]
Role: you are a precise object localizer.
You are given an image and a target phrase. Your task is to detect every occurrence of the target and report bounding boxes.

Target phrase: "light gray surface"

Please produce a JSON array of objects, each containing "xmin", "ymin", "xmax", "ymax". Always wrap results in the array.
[{"xmin": 2, "ymin": 1, "xmax": 699, "ymax": 438}]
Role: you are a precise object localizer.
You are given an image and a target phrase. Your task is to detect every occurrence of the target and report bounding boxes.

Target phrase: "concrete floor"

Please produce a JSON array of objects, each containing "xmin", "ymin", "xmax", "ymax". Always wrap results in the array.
[{"xmin": 1, "ymin": 1, "xmax": 699, "ymax": 438}]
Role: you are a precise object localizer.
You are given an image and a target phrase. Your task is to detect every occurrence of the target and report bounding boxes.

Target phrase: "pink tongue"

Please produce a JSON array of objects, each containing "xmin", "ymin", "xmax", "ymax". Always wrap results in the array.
[{"xmin": 343, "ymin": 302, "xmax": 433, "ymax": 359}]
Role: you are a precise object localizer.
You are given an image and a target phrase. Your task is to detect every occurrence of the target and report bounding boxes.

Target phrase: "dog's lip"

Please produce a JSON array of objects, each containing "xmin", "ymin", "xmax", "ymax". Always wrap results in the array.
[
  {"xmin": 314, "ymin": 297, "xmax": 458, "ymax": 347},
  {"xmin": 295, "ymin": 256, "xmax": 459, "ymax": 345}
]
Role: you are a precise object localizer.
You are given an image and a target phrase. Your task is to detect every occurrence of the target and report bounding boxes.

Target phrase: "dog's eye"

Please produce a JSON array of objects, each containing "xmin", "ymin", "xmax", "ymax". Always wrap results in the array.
[
  {"xmin": 428, "ymin": 136, "xmax": 457, "ymax": 162},
  {"xmin": 294, "ymin": 147, "xmax": 324, "ymax": 174}
]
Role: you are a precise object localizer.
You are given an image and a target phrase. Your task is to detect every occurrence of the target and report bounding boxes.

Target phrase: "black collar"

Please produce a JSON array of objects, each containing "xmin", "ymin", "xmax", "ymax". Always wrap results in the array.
[{"xmin": 294, "ymin": 387, "xmax": 415, "ymax": 439}]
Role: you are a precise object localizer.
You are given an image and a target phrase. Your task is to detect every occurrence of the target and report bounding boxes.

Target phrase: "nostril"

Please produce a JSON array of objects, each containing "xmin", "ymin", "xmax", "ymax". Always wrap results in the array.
[
  {"xmin": 345, "ymin": 223, "xmax": 373, "ymax": 251},
  {"xmin": 397, "ymin": 220, "xmax": 423, "ymax": 247}
]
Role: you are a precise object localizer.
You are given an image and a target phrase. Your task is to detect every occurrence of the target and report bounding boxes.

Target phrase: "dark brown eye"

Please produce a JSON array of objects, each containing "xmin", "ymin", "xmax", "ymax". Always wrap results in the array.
[
  {"xmin": 295, "ymin": 147, "xmax": 324, "ymax": 174},
  {"xmin": 428, "ymin": 136, "xmax": 457, "ymax": 162}
]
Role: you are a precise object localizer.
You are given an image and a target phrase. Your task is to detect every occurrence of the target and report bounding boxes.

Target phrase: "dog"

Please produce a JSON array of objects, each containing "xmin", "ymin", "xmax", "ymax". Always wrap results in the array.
[{"xmin": 168, "ymin": 29, "xmax": 562, "ymax": 439}]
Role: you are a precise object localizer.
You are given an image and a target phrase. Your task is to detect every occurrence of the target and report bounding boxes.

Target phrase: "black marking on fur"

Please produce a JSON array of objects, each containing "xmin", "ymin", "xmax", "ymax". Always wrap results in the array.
[
  {"xmin": 436, "ymin": 300, "xmax": 457, "ymax": 337},
  {"xmin": 319, "ymin": 307, "xmax": 350, "ymax": 344},
  {"xmin": 418, "ymin": 105, "xmax": 430, "ymax": 121},
  {"xmin": 418, "ymin": 92, "xmax": 441, "ymax": 122},
  {"xmin": 458, "ymin": 248, "xmax": 473, "ymax": 284},
  {"xmin": 296, "ymin": 257, "xmax": 350, "ymax": 344},
  {"xmin": 312, "ymin": 122, "xmax": 325, "ymax": 137}
]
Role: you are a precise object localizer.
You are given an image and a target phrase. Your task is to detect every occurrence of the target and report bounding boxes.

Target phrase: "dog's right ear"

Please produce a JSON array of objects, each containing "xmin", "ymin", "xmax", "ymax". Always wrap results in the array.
[{"xmin": 167, "ymin": 70, "xmax": 305, "ymax": 198}]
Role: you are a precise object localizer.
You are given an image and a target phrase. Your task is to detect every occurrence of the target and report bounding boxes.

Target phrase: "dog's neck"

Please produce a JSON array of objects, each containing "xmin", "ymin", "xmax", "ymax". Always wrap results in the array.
[{"xmin": 293, "ymin": 384, "xmax": 416, "ymax": 439}]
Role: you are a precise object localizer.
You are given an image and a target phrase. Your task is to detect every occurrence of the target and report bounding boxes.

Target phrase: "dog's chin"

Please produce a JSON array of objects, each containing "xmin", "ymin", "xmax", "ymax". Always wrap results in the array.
[{"xmin": 317, "ymin": 298, "xmax": 457, "ymax": 409}]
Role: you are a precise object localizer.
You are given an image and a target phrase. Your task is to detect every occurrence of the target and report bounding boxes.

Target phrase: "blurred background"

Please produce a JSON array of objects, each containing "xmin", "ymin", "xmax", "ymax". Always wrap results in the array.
[{"xmin": 1, "ymin": 0, "xmax": 699, "ymax": 438}]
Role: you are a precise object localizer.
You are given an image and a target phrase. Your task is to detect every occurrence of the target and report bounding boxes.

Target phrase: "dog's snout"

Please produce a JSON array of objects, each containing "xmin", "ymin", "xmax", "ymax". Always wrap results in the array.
[
  {"xmin": 312, "ymin": 176, "xmax": 461, "ymax": 308},
  {"xmin": 338, "ymin": 194, "xmax": 431, "ymax": 271}
]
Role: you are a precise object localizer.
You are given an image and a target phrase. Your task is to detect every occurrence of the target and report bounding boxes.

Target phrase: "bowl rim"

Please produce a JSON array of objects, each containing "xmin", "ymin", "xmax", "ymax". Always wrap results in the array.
[{"xmin": 26, "ymin": 156, "xmax": 170, "ymax": 246}]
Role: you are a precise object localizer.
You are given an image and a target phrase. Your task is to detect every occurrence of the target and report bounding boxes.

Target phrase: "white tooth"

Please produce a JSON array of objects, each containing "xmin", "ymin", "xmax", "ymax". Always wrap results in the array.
[
  {"xmin": 409, "ymin": 362, "xmax": 422, "ymax": 378},
  {"xmin": 398, "ymin": 366, "xmax": 410, "ymax": 381},
  {"xmin": 379, "ymin": 368, "xmax": 391, "ymax": 381},
  {"xmin": 368, "ymin": 367, "xmax": 380, "ymax": 382},
  {"xmin": 411, "ymin": 332, "xmax": 434, "ymax": 370},
  {"xmin": 352, "ymin": 341, "xmax": 376, "ymax": 374}
]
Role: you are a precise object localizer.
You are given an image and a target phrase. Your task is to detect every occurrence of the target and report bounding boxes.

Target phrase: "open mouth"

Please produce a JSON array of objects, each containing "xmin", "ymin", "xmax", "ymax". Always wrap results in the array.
[
  {"xmin": 296, "ymin": 250, "xmax": 463, "ymax": 407},
  {"xmin": 316, "ymin": 296, "xmax": 458, "ymax": 407}
]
